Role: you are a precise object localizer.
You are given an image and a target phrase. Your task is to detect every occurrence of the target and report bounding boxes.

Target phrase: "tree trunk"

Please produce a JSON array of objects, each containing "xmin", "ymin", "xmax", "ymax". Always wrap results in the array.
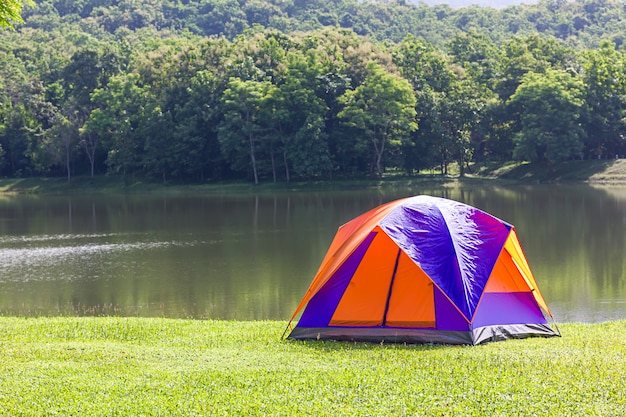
[
  {"xmin": 81, "ymin": 133, "xmax": 98, "ymax": 177},
  {"xmin": 65, "ymin": 142, "xmax": 71, "ymax": 183},
  {"xmin": 249, "ymin": 132, "xmax": 259, "ymax": 185},
  {"xmin": 283, "ymin": 151, "xmax": 290, "ymax": 182},
  {"xmin": 66, "ymin": 158, "xmax": 71, "ymax": 182},
  {"xmin": 372, "ymin": 137, "xmax": 384, "ymax": 178}
]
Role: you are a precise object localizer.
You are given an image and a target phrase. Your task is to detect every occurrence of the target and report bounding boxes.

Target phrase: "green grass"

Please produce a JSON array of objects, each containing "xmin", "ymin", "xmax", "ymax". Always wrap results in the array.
[
  {"xmin": 0, "ymin": 318, "xmax": 624, "ymax": 416},
  {"xmin": 472, "ymin": 159, "xmax": 626, "ymax": 183}
]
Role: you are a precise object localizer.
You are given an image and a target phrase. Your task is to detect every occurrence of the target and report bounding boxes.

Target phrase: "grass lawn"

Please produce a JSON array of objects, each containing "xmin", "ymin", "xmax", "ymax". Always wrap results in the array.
[{"xmin": 0, "ymin": 318, "xmax": 624, "ymax": 416}]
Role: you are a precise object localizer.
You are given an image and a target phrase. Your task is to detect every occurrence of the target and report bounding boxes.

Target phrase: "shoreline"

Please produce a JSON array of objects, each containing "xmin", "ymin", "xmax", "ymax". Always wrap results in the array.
[{"xmin": 1, "ymin": 159, "xmax": 626, "ymax": 196}]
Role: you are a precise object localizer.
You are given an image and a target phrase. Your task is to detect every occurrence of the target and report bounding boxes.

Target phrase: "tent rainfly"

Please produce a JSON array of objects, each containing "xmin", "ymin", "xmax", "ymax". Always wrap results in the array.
[{"xmin": 286, "ymin": 195, "xmax": 560, "ymax": 345}]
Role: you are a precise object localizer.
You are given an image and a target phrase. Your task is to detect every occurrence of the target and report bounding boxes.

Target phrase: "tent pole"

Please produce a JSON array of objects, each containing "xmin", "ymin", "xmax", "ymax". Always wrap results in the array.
[
  {"xmin": 381, "ymin": 249, "xmax": 402, "ymax": 327},
  {"xmin": 552, "ymin": 319, "xmax": 562, "ymax": 337},
  {"xmin": 281, "ymin": 320, "xmax": 293, "ymax": 339}
]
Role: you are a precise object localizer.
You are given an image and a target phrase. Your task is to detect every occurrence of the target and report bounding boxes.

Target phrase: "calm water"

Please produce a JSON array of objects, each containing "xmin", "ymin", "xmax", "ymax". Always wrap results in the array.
[{"xmin": 0, "ymin": 183, "xmax": 624, "ymax": 323}]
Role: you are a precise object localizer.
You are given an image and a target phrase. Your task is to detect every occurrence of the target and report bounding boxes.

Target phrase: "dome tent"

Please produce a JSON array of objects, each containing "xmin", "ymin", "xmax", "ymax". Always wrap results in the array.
[{"xmin": 286, "ymin": 195, "xmax": 559, "ymax": 345}]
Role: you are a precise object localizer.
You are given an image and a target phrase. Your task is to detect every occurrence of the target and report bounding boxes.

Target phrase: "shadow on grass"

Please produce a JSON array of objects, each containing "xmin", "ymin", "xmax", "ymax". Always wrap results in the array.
[{"xmin": 282, "ymin": 338, "xmax": 467, "ymax": 352}]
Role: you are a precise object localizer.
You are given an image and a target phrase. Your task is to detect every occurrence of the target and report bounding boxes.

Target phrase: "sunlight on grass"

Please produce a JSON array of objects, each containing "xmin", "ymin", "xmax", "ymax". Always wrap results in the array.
[{"xmin": 0, "ymin": 318, "xmax": 624, "ymax": 416}]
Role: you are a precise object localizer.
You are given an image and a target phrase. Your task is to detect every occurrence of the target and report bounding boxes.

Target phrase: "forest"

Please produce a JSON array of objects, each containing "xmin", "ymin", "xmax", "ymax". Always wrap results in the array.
[{"xmin": 1, "ymin": 0, "xmax": 626, "ymax": 183}]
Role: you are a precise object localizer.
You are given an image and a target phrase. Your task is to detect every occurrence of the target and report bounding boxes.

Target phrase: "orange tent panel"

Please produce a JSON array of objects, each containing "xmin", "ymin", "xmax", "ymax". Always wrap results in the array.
[
  {"xmin": 484, "ymin": 245, "xmax": 532, "ymax": 294},
  {"xmin": 290, "ymin": 199, "xmax": 405, "ymax": 322},
  {"xmin": 329, "ymin": 227, "xmax": 399, "ymax": 326},
  {"xmin": 385, "ymin": 251, "xmax": 436, "ymax": 328},
  {"xmin": 504, "ymin": 229, "xmax": 552, "ymax": 316}
]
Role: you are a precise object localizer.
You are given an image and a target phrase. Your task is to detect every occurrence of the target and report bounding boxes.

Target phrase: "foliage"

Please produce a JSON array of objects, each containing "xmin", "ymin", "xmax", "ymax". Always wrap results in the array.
[
  {"xmin": 509, "ymin": 69, "xmax": 586, "ymax": 162},
  {"xmin": 0, "ymin": 0, "xmax": 33, "ymax": 29},
  {"xmin": 0, "ymin": 317, "xmax": 625, "ymax": 416},
  {"xmin": 3, "ymin": 1, "xmax": 626, "ymax": 183},
  {"xmin": 581, "ymin": 40, "xmax": 626, "ymax": 159},
  {"xmin": 219, "ymin": 78, "xmax": 275, "ymax": 184},
  {"xmin": 338, "ymin": 62, "xmax": 417, "ymax": 177}
]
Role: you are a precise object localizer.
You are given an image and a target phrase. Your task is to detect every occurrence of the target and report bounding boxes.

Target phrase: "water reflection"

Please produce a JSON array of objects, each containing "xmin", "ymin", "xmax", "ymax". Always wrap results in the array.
[{"xmin": 0, "ymin": 184, "xmax": 624, "ymax": 322}]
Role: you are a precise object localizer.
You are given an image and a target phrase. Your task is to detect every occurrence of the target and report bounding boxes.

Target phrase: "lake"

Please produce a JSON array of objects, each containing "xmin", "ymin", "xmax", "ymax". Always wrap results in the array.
[{"xmin": 0, "ymin": 182, "xmax": 624, "ymax": 323}]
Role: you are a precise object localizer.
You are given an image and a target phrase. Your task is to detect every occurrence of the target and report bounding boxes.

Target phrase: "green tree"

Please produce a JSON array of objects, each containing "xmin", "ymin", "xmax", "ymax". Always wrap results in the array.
[
  {"xmin": 0, "ymin": 0, "xmax": 33, "ymax": 29},
  {"xmin": 495, "ymin": 34, "xmax": 576, "ymax": 102},
  {"xmin": 393, "ymin": 34, "xmax": 453, "ymax": 93},
  {"xmin": 234, "ymin": 29, "xmax": 291, "ymax": 84},
  {"xmin": 84, "ymin": 73, "xmax": 150, "ymax": 178},
  {"xmin": 581, "ymin": 41, "xmax": 626, "ymax": 159},
  {"xmin": 134, "ymin": 36, "xmax": 225, "ymax": 182},
  {"xmin": 393, "ymin": 34, "xmax": 455, "ymax": 174},
  {"xmin": 508, "ymin": 69, "xmax": 586, "ymax": 163},
  {"xmin": 448, "ymin": 30, "xmax": 500, "ymax": 88},
  {"xmin": 489, "ymin": 34, "xmax": 578, "ymax": 161},
  {"xmin": 433, "ymin": 78, "xmax": 486, "ymax": 176},
  {"xmin": 0, "ymin": 53, "xmax": 56, "ymax": 177},
  {"xmin": 63, "ymin": 48, "xmax": 121, "ymax": 177},
  {"xmin": 219, "ymin": 78, "xmax": 275, "ymax": 185},
  {"xmin": 265, "ymin": 54, "xmax": 332, "ymax": 181},
  {"xmin": 338, "ymin": 62, "xmax": 417, "ymax": 178},
  {"xmin": 196, "ymin": 0, "xmax": 248, "ymax": 38}
]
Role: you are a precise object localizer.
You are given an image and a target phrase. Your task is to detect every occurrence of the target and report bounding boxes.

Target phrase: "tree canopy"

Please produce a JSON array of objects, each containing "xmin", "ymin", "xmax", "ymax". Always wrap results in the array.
[{"xmin": 2, "ymin": 0, "xmax": 626, "ymax": 183}]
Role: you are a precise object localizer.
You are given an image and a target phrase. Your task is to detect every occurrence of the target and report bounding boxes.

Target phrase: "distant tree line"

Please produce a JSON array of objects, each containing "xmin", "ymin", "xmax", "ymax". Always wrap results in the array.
[{"xmin": 1, "ymin": 0, "xmax": 626, "ymax": 183}]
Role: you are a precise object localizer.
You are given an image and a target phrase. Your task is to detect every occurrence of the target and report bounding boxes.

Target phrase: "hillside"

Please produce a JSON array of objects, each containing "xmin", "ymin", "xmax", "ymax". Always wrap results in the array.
[{"xmin": 16, "ymin": 0, "xmax": 626, "ymax": 47}]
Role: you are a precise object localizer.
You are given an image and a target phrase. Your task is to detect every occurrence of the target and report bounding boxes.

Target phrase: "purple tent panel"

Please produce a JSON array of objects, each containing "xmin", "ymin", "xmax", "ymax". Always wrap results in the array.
[
  {"xmin": 434, "ymin": 286, "xmax": 470, "ymax": 331},
  {"xmin": 297, "ymin": 231, "xmax": 377, "ymax": 327},
  {"xmin": 380, "ymin": 196, "xmax": 510, "ymax": 321},
  {"xmin": 472, "ymin": 292, "xmax": 548, "ymax": 327}
]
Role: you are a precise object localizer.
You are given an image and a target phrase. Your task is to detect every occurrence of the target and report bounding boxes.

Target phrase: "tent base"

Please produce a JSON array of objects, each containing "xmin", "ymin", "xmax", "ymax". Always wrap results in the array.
[
  {"xmin": 288, "ymin": 323, "xmax": 559, "ymax": 345},
  {"xmin": 472, "ymin": 323, "xmax": 559, "ymax": 345}
]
